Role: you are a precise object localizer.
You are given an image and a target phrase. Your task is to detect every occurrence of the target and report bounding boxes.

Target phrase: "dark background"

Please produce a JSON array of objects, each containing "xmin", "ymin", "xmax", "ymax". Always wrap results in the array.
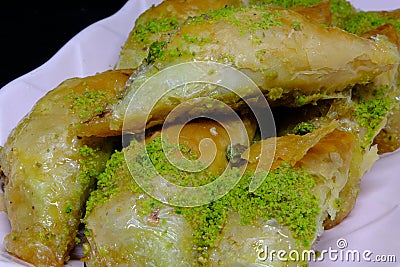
[{"xmin": 1, "ymin": 1, "xmax": 128, "ymax": 88}]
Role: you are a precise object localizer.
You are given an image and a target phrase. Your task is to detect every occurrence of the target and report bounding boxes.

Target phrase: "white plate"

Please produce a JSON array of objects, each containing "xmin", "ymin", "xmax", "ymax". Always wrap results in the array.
[{"xmin": 0, "ymin": 0, "xmax": 399, "ymax": 266}]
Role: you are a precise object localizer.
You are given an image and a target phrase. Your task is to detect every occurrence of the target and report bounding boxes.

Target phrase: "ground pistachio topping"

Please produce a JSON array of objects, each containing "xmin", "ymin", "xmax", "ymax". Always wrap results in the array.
[
  {"xmin": 86, "ymin": 137, "xmax": 321, "ymax": 253},
  {"xmin": 84, "ymin": 149, "xmax": 127, "ymax": 216},
  {"xmin": 78, "ymin": 145, "xmax": 107, "ymax": 186},
  {"xmin": 66, "ymin": 87, "xmax": 107, "ymax": 121},
  {"xmin": 133, "ymin": 17, "xmax": 180, "ymax": 44},
  {"xmin": 354, "ymin": 86, "xmax": 393, "ymax": 148},
  {"xmin": 251, "ymin": 0, "xmax": 400, "ymax": 35},
  {"xmin": 190, "ymin": 5, "xmax": 283, "ymax": 32},
  {"xmin": 329, "ymin": 0, "xmax": 400, "ymax": 34},
  {"xmin": 343, "ymin": 11, "xmax": 400, "ymax": 35},
  {"xmin": 292, "ymin": 121, "xmax": 317, "ymax": 135},
  {"xmin": 267, "ymin": 87, "xmax": 284, "ymax": 101},
  {"xmin": 146, "ymin": 41, "xmax": 167, "ymax": 63}
]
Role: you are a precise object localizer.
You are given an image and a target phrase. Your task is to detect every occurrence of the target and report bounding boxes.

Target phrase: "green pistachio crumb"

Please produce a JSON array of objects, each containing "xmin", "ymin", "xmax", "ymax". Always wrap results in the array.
[
  {"xmin": 267, "ymin": 87, "xmax": 284, "ymax": 101},
  {"xmin": 84, "ymin": 150, "xmax": 127, "ymax": 217},
  {"xmin": 292, "ymin": 21, "xmax": 302, "ymax": 31},
  {"xmin": 99, "ymin": 248, "xmax": 107, "ymax": 256},
  {"xmin": 297, "ymin": 96, "xmax": 306, "ymax": 105},
  {"xmin": 146, "ymin": 41, "xmax": 167, "ymax": 63},
  {"xmin": 292, "ymin": 122, "xmax": 317, "ymax": 135},
  {"xmin": 78, "ymin": 144, "xmax": 110, "ymax": 187},
  {"xmin": 65, "ymin": 203, "xmax": 72, "ymax": 214},
  {"xmin": 250, "ymin": 11, "xmax": 283, "ymax": 30}
]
